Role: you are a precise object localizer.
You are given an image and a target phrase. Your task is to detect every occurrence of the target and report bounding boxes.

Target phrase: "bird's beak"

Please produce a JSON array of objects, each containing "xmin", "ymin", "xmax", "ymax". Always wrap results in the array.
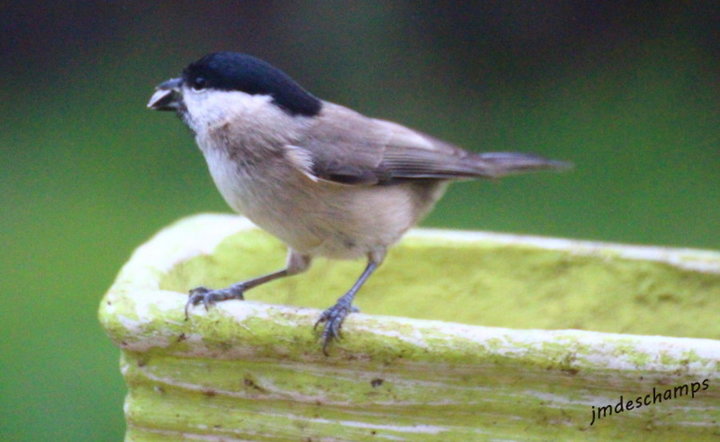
[{"xmin": 147, "ymin": 77, "xmax": 183, "ymax": 111}]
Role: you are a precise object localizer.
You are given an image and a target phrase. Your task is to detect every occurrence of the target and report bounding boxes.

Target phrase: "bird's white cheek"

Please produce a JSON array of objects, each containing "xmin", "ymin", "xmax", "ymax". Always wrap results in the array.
[
  {"xmin": 182, "ymin": 92, "xmax": 222, "ymax": 132},
  {"xmin": 183, "ymin": 90, "xmax": 277, "ymax": 134}
]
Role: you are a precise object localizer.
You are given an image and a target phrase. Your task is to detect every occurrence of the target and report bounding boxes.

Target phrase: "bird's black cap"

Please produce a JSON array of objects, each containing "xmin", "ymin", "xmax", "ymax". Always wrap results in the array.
[{"xmin": 182, "ymin": 52, "xmax": 322, "ymax": 117}]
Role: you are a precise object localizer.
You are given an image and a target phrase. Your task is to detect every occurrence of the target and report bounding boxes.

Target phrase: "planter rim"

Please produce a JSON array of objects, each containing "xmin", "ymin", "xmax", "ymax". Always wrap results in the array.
[{"xmin": 100, "ymin": 213, "xmax": 720, "ymax": 374}]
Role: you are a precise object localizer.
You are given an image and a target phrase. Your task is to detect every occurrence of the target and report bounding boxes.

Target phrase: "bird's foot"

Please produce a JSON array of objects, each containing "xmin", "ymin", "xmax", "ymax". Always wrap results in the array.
[
  {"xmin": 185, "ymin": 285, "xmax": 245, "ymax": 319},
  {"xmin": 314, "ymin": 301, "xmax": 360, "ymax": 355}
]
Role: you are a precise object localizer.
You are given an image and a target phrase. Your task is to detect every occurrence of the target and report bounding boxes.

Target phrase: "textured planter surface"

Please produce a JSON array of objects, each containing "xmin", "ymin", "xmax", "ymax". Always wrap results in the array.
[{"xmin": 100, "ymin": 214, "xmax": 720, "ymax": 440}]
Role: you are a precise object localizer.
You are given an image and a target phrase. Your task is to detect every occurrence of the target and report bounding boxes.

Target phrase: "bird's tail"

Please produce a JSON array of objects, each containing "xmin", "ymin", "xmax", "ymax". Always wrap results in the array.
[{"xmin": 471, "ymin": 152, "xmax": 572, "ymax": 178}]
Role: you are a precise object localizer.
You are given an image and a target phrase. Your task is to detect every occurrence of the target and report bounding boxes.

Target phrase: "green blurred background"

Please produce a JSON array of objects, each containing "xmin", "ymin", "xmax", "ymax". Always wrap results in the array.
[{"xmin": 1, "ymin": 2, "xmax": 718, "ymax": 440}]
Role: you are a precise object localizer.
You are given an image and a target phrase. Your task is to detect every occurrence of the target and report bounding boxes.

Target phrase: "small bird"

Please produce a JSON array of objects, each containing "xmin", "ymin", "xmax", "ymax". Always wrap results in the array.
[{"xmin": 148, "ymin": 51, "xmax": 569, "ymax": 354}]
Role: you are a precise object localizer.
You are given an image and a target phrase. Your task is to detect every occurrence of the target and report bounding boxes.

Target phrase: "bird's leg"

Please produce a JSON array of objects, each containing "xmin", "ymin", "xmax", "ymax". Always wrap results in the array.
[
  {"xmin": 185, "ymin": 250, "xmax": 311, "ymax": 319},
  {"xmin": 315, "ymin": 250, "xmax": 385, "ymax": 355}
]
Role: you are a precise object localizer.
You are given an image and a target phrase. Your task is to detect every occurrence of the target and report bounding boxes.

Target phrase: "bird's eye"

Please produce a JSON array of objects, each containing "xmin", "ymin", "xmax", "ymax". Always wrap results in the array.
[{"xmin": 191, "ymin": 76, "xmax": 207, "ymax": 91}]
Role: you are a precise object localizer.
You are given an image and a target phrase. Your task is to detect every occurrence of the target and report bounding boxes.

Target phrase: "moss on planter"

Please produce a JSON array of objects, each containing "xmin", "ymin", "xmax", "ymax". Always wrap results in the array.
[{"xmin": 160, "ymin": 225, "xmax": 720, "ymax": 340}]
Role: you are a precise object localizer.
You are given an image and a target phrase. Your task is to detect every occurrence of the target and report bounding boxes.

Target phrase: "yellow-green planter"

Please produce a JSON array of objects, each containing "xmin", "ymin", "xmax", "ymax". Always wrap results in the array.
[{"xmin": 100, "ymin": 214, "xmax": 720, "ymax": 440}]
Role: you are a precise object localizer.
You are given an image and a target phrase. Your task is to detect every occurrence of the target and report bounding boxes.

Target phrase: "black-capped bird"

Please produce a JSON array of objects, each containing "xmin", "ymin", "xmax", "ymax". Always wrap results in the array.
[{"xmin": 148, "ymin": 52, "xmax": 570, "ymax": 354}]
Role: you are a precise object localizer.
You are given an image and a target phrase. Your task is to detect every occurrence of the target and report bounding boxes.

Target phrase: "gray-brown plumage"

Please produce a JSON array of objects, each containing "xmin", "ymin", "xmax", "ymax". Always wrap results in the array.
[{"xmin": 148, "ymin": 52, "xmax": 569, "ymax": 354}]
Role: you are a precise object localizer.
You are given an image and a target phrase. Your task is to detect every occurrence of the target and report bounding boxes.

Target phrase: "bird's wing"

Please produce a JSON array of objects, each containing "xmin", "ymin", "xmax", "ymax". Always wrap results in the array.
[{"xmin": 285, "ymin": 102, "xmax": 567, "ymax": 186}]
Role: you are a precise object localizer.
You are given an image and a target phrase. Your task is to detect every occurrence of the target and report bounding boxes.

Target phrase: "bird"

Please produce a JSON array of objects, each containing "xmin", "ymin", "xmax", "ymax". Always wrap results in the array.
[{"xmin": 147, "ymin": 51, "xmax": 569, "ymax": 354}]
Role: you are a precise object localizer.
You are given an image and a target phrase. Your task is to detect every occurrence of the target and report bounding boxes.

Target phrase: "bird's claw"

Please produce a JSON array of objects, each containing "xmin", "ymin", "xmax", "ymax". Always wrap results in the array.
[
  {"xmin": 314, "ymin": 302, "xmax": 357, "ymax": 355},
  {"xmin": 184, "ymin": 286, "xmax": 245, "ymax": 320}
]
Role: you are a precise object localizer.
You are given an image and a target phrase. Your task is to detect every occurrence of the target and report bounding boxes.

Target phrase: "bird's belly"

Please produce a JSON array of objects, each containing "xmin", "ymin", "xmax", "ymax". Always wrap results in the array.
[
  {"xmin": 204, "ymin": 149, "xmax": 446, "ymax": 259},
  {"xmin": 235, "ymin": 182, "xmax": 412, "ymax": 259}
]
